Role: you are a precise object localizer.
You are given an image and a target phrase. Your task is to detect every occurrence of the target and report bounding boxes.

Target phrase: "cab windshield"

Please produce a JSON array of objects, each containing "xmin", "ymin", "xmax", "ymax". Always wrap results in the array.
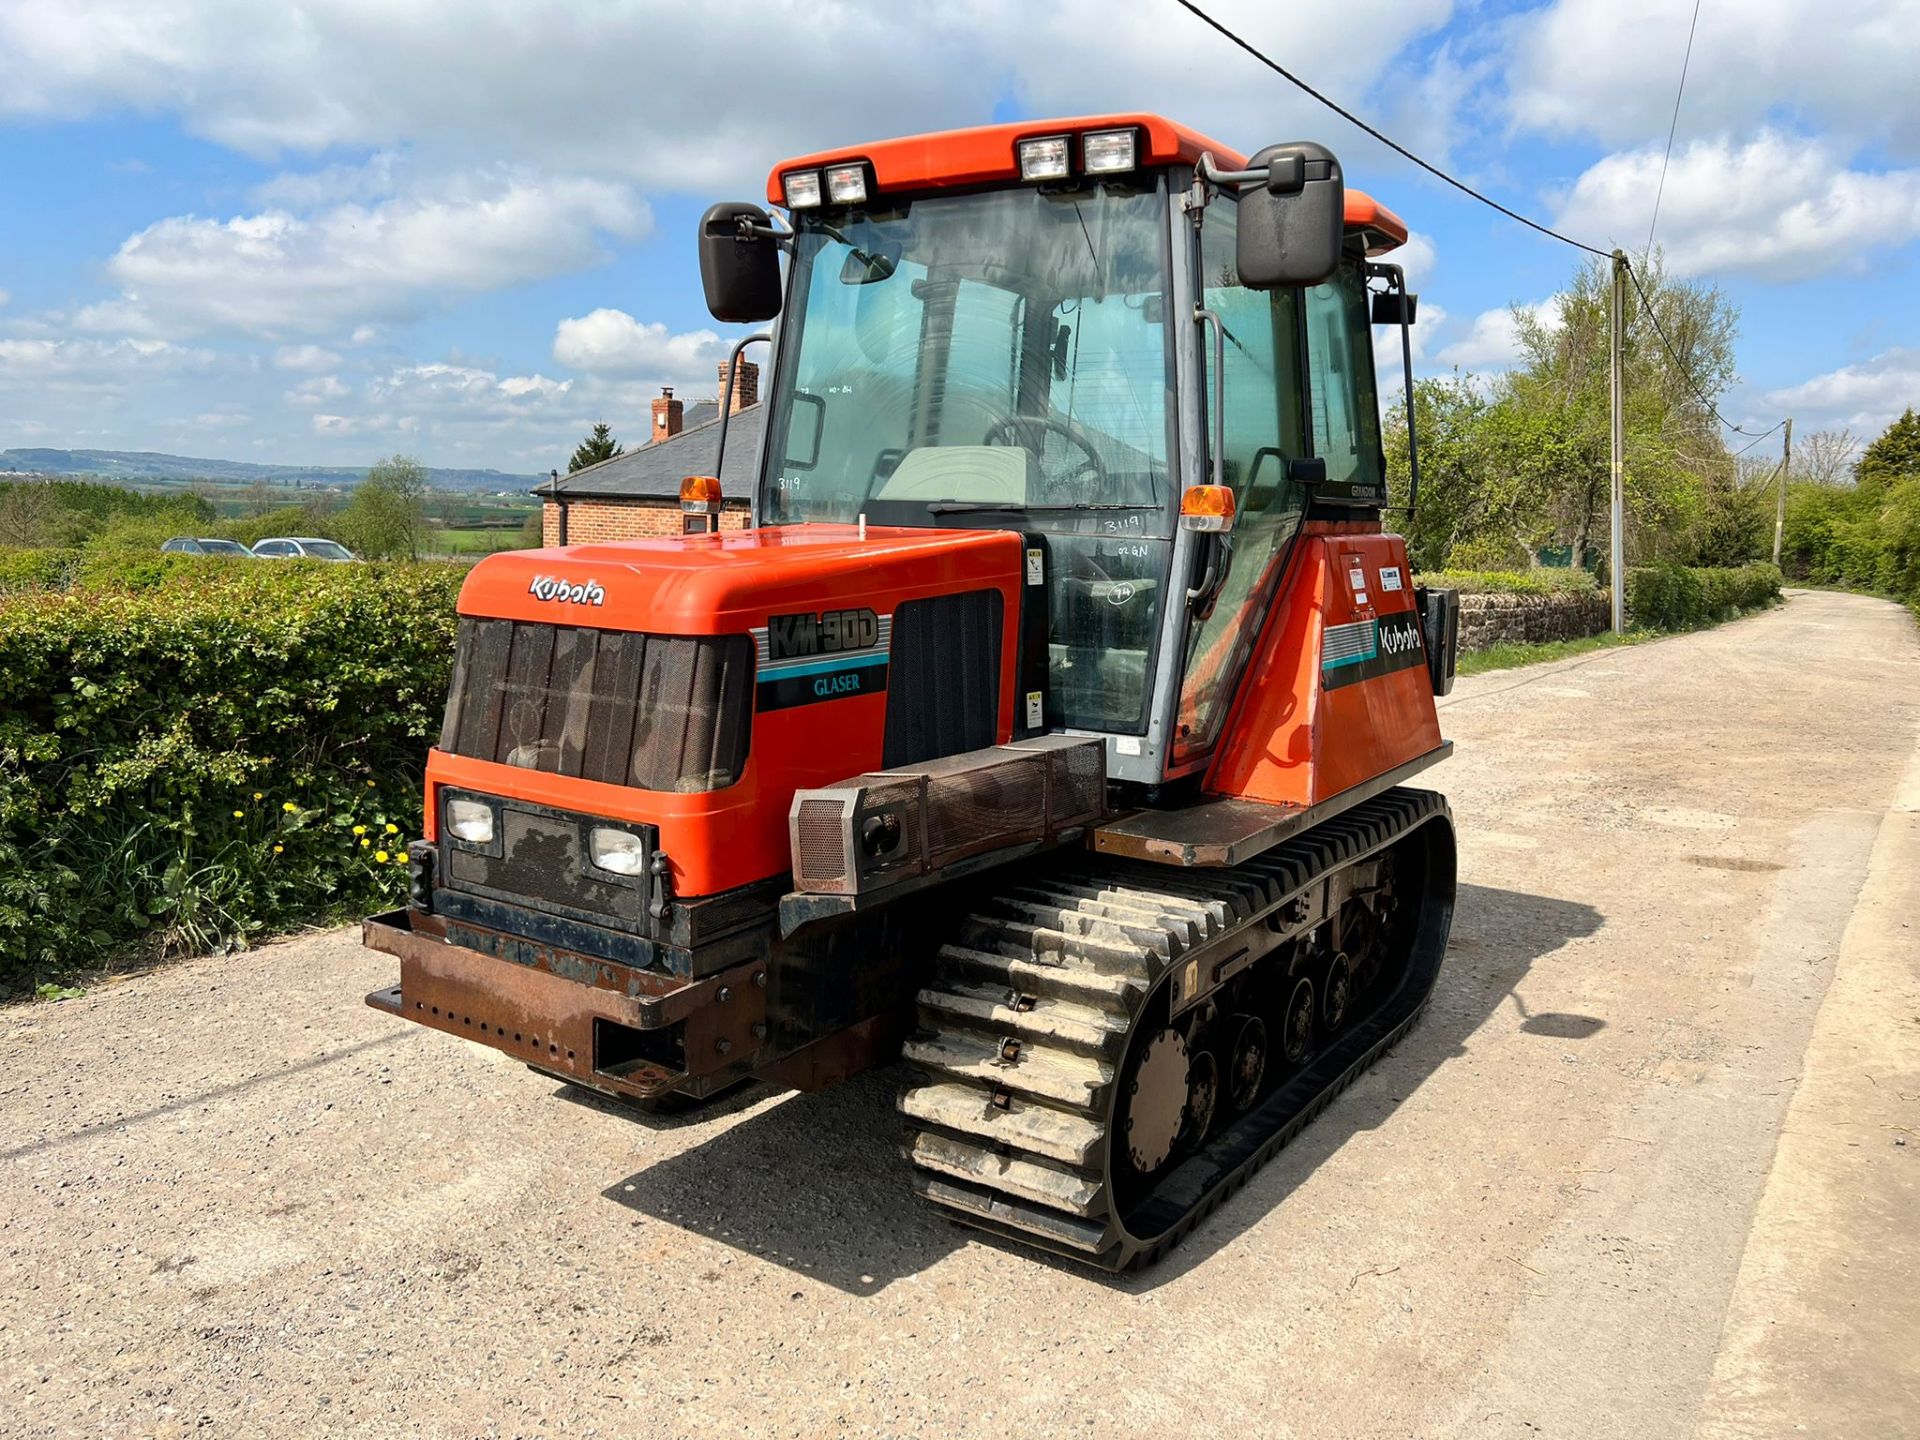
[{"xmin": 762, "ymin": 180, "xmax": 1175, "ymax": 734}]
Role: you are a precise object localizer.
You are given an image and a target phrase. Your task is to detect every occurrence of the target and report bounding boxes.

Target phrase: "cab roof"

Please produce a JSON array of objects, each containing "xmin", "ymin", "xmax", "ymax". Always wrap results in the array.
[{"xmin": 766, "ymin": 112, "xmax": 1408, "ymax": 255}]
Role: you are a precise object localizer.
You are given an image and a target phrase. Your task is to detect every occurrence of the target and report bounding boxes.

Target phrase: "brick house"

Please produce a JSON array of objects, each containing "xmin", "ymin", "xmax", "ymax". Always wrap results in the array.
[{"xmin": 539, "ymin": 358, "xmax": 760, "ymax": 544}]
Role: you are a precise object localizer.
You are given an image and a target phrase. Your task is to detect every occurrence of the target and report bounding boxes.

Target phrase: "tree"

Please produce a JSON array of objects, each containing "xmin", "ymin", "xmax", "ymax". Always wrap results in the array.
[
  {"xmin": 1795, "ymin": 429, "xmax": 1859, "ymax": 487},
  {"xmin": 568, "ymin": 422, "xmax": 623, "ymax": 473},
  {"xmin": 1856, "ymin": 409, "xmax": 1920, "ymax": 495},
  {"xmin": 332, "ymin": 455, "xmax": 429, "ymax": 560},
  {"xmin": 1495, "ymin": 249, "xmax": 1742, "ymax": 567}
]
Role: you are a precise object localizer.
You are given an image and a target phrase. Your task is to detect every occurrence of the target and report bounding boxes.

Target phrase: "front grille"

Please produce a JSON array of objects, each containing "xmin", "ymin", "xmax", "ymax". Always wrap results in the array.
[
  {"xmin": 440, "ymin": 618, "xmax": 754, "ymax": 793},
  {"xmin": 441, "ymin": 795, "xmax": 651, "ymax": 930},
  {"xmin": 882, "ymin": 590, "xmax": 1002, "ymax": 768}
]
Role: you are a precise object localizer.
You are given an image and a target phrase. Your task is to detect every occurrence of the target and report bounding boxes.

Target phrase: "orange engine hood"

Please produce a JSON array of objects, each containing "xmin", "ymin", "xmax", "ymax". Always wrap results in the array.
[
  {"xmin": 458, "ymin": 523, "xmax": 1019, "ymax": 631},
  {"xmin": 438, "ymin": 521, "xmax": 1026, "ymax": 900}
]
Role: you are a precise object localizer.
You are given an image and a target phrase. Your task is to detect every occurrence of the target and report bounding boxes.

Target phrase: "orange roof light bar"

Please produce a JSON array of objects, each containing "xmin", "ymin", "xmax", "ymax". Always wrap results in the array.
[{"xmin": 767, "ymin": 113, "xmax": 1406, "ymax": 254}]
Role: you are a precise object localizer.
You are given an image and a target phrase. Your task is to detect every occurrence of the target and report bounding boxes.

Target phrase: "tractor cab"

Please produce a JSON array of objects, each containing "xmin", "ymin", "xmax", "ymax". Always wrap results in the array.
[{"xmin": 707, "ymin": 115, "xmax": 1416, "ymax": 784}]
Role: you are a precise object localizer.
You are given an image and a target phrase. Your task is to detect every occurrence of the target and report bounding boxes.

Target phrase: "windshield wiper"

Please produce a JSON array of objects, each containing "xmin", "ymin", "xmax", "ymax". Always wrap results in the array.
[{"xmin": 926, "ymin": 500, "xmax": 1154, "ymax": 514}]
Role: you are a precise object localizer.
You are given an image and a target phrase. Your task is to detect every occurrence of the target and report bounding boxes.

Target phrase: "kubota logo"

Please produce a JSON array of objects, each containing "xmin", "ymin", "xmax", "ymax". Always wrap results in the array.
[{"xmin": 528, "ymin": 575, "xmax": 605, "ymax": 606}]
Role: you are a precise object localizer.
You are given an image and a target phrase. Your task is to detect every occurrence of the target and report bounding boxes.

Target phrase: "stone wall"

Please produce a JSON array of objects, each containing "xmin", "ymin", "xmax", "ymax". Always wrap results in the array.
[{"xmin": 1456, "ymin": 589, "xmax": 1610, "ymax": 650}]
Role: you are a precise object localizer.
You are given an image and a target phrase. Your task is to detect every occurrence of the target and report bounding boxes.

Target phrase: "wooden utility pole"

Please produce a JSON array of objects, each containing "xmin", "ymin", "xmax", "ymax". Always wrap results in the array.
[
  {"xmin": 1772, "ymin": 418, "xmax": 1793, "ymax": 566},
  {"xmin": 1610, "ymin": 250, "xmax": 1627, "ymax": 634}
]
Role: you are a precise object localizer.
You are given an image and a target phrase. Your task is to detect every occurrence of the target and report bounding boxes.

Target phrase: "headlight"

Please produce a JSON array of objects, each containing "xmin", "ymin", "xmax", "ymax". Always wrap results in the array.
[
  {"xmin": 446, "ymin": 798, "xmax": 495, "ymax": 844},
  {"xmin": 782, "ymin": 170, "xmax": 823, "ymax": 209},
  {"xmin": 589, "ymin": 826, "xmax": 647, "ymax": 875},
  {"xmin": 1017, "ymin": 135, "xmax": 1071, "ymax": 182},
  {"xmin": 1082, "ymin": 128, "xmax": 1138, "ymax": 175},
  {"xmin": 824, "ymin": 162, "xmax": 869, "ymax": 206}
]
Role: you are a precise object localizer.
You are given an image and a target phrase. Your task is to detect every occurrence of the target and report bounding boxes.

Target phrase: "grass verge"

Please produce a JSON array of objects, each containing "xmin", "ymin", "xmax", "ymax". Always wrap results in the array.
[{"xmin": 1456, "ymin": 628, "xmax": 1652, "ymax": 677}]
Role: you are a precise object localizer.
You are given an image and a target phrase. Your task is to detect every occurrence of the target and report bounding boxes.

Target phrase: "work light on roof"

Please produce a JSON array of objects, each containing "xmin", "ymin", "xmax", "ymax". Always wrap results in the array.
[
  {"xmin": 1017, "ymin": 135, "xmax": 1071, "ymax": 182},
  {"xmin": 782, "ymin": 170, "xmax": 823, "ymax": 209},
  {"xmin": 1081, "ymin": 128, "xmax": 1138, "ymax": 175},
  {"xmin": 824, "ymin": 162, "xmax": 869, "ymax": 206}
]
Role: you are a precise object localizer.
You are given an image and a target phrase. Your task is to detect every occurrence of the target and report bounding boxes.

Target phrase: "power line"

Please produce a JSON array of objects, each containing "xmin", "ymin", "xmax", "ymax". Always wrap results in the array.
[
  {"xmin": 1623, "ymin": 260, "xmax": 1772, "ymax": 438},
  {"xmin": 1729, "ymin": 420, "xmax": 1786, "ymax": 457},
  {"xmin": 1168, "ymin": 0, "xmax": 1611, "ymax": 258},
  {"xmin": 1166, "ymin": 0, "xmax": 1777, "ymax": 451},
  {"xmin": 1646, "ymin": 0, "xmax": 1704, "ymax": 254}
]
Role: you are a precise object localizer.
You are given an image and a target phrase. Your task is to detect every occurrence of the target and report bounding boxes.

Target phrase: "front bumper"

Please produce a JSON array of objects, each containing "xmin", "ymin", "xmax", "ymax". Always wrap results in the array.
[{"xmin": 362, "ymin": 907, "xmax": 768, "ymax": 1100}]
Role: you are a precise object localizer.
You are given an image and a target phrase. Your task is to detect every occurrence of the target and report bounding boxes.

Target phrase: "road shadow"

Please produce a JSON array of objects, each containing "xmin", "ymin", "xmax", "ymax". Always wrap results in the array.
[{"xmin": 595, "ymin": 881, "xmax": 1604, "ymax": 1295}]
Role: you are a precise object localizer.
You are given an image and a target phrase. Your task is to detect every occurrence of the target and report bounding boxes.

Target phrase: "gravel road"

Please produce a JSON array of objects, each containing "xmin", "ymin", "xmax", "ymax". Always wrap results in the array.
[{"xmin": 4, "ymin": 589, "xmax": 1917, "ymax": 1439}]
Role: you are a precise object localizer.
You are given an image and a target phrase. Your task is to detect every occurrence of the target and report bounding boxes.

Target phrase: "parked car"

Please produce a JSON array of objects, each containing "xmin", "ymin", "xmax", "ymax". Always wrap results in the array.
[
  {"xmin": 160, "ymin": 536, "xmax": 255, "ymax": 557},
  {"xmin": 251, "ymin": 537, "xmax": 357, "ymax": 561}
]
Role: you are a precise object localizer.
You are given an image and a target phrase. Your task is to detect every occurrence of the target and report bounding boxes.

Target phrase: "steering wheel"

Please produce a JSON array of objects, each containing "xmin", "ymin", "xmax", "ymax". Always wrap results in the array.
[{"xmin": 982, "ymin": 414, "xmax": 1108, "ymax": 498}]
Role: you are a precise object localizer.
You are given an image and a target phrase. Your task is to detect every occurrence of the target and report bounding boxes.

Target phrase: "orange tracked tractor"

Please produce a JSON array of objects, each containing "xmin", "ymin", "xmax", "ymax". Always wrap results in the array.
[{"xmin": 364, "ymin": 115, "xmax": 1459, "ymax": 1270}]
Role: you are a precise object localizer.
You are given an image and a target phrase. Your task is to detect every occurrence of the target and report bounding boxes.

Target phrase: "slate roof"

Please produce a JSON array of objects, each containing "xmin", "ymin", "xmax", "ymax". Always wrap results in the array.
[{"xmin": 543, "ymin": 403, "xmax": 762, "ymax": 501}]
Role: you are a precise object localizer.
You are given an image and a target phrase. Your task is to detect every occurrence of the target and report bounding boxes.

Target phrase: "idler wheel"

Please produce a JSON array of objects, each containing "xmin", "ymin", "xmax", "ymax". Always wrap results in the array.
[{"xmin": 1122, "ymin": 1028, "xmax": 1190, "ymax": 1174}]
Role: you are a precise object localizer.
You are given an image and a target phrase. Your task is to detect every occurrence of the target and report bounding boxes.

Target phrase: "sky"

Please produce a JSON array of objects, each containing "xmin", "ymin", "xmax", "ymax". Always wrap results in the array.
[{"xmin": 0, "ymin": 0, "xmax": 1915, "ymax": 477}]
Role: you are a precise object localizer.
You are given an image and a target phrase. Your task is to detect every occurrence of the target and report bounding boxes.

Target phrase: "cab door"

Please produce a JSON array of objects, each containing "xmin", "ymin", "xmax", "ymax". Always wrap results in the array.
[{"xmin": 1170, "ymin": 191, "xmax": 1311, "ymax": 769}]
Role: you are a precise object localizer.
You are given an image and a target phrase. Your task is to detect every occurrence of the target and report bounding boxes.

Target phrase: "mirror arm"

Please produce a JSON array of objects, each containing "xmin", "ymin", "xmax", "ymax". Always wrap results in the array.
[
  {"xmin": 712, "ymin": 332, "xmax": 772, "ymax": 490},
  {"xmin": 1366, "ymin": 262, "xmax": 1420, "ymax": 520}
]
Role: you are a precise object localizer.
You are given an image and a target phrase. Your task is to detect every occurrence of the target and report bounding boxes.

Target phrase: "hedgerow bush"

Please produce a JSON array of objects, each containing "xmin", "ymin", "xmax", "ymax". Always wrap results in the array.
[
  {"xmin": 0, "ymin": 548, "xmax": 79, "ymax": 593},
  {"xmin": 0, "ymin": 561, "xmax": 463, "ymax": 987},
  {"xmin": 1417, "ymin": 567, "xmax": 1601, "ymax": 596},
  {"xmin": 1624, "ymin": 561, "xmax": 1781, "ymax": 629}
]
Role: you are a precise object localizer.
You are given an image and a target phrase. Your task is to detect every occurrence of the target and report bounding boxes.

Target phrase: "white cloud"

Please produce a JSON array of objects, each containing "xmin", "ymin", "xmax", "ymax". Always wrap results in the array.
[
  {"xmin": 0, "ymin": 289, "xmax": 9, "ymax": 307},
  {"xmin": 1554, "ymin": 131, "xmax": 1920, "ymax": 280},
  {"xmin": 0, "ymin": 0, "xmax": 1457, "ymax": 193},
  {"xmin": 0, "ymin": 335, "xmax": 214, "ymax": 387},
  {"xmin": 193, "ymin": 410, "xmax": 247, "ymax": 428},
  {"xmin": 274, "ymin": 344, "xmax": 341, "ymax": 372},
  {"xmin": 75, "ymin": 170, "xmax": 650, "ymax": 339},
  {"xmin": 284, "ymin": 375, "xmax": 350, "ymax": 405},
  {"xmin": 1435, "ymin": 299, "xmax": 1559, "ymax": 370},
  {"xmin": 551, "ymin": 308, "xmax": 725, "ymax": 378},
  {"xmin": 1507, "ymin": 0, "xmax": 1920, "ymax": 157},
  {"xmin": 1762, "ymin": 348, "xmax": 1920, "ymax": 434}
]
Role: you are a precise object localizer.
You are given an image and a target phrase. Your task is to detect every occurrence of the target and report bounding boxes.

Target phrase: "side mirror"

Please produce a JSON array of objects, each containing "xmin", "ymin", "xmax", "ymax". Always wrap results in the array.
[
  {"xmin": 1371, "ymin": 291, "xmax": 1418, "ymax": 326},
  {"xmin": 699, "ymin": 202, "xmax": 783, "ymax": 323},
  {"xmin": 1234, "ymin": 142, "xmax": 1345, "ymax": 289}
]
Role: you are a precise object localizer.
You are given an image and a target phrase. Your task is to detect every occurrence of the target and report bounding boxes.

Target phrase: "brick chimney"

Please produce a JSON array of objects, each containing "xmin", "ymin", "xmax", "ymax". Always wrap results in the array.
[
  {"xmin": 718, "ymin": 357, "xmax": 759, "ymax": 415},
  {"xmin": 650, "ymin": 386, "xmax": 683, "ymax": 444}
]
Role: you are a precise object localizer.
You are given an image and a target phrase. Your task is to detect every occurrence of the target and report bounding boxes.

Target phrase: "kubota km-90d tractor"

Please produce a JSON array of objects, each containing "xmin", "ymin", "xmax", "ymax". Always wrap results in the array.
[{"xmin": 365, "ymin": 115, "xmax": 1459, "ymax": 1270}]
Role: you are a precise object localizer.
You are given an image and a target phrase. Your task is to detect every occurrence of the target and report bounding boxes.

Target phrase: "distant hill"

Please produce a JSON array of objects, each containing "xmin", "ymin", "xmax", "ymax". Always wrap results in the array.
[{"xmin": 0, "ymin": 447, "xmax": 544, "ymax": 493}]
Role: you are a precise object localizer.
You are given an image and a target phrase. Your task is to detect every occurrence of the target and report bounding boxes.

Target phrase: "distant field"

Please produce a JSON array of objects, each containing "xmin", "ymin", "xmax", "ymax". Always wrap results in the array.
[{"xmin": 427, "ymin": 526, "xmax": 530, "ymax": 556}]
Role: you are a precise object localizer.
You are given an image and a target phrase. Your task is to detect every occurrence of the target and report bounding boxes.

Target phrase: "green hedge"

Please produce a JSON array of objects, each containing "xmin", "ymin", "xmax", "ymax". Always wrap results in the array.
[
  {"xmin": 0, "ymin": 562, "xmax": 463, "ymax": 987},
  {"xmin": 0, "ymin": 548, "xmax": 80, "ymax": 593},
  {"xmin": 1624, "ymin": 561, "xmax": 1782, "ymax": 630},
  {"xmin": 1416, "ymin": 567, "xmax": 1601, "ymax": 596}
]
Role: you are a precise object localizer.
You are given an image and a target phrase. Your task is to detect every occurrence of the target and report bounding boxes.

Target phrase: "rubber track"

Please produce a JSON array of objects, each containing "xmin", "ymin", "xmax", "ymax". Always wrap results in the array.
[{"xmin": 898, "ymin": 786, "xmax": 1454, "ymax": 1270}]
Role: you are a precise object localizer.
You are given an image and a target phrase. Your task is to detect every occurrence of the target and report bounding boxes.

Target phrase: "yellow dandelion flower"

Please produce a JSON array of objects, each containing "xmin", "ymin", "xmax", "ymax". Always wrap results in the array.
[
  {"xmin": 232, "ymin": 810, "xmax": 244, "ymax": 819},
  {"xmin": 272, "ymin": 844, "xmax": 284, "ymax": 854},
  {"xmin": 252, "ymin": 791, "xmax": 264, "ymax": 801},
  {"xmin": 374, "ymin": 850, "xmax": 389, "ymax": 863},
  {"xmin": 384, "ymin": 823, "xmax": 399, "ymax": 835},
  {"xmin": 282, "ymin": 801, "xmax": 297, "ymax": 813},
  {"xmin": 365, "ymin": 779, "xmax": 376, "ymax": 788},
  {"xmin": 359, "ymin": 838, "xmax": 371, "ymax": 848},
  {"xmin": 352, "ymin": 825, "xmax": 367, "ymax": 836}
]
